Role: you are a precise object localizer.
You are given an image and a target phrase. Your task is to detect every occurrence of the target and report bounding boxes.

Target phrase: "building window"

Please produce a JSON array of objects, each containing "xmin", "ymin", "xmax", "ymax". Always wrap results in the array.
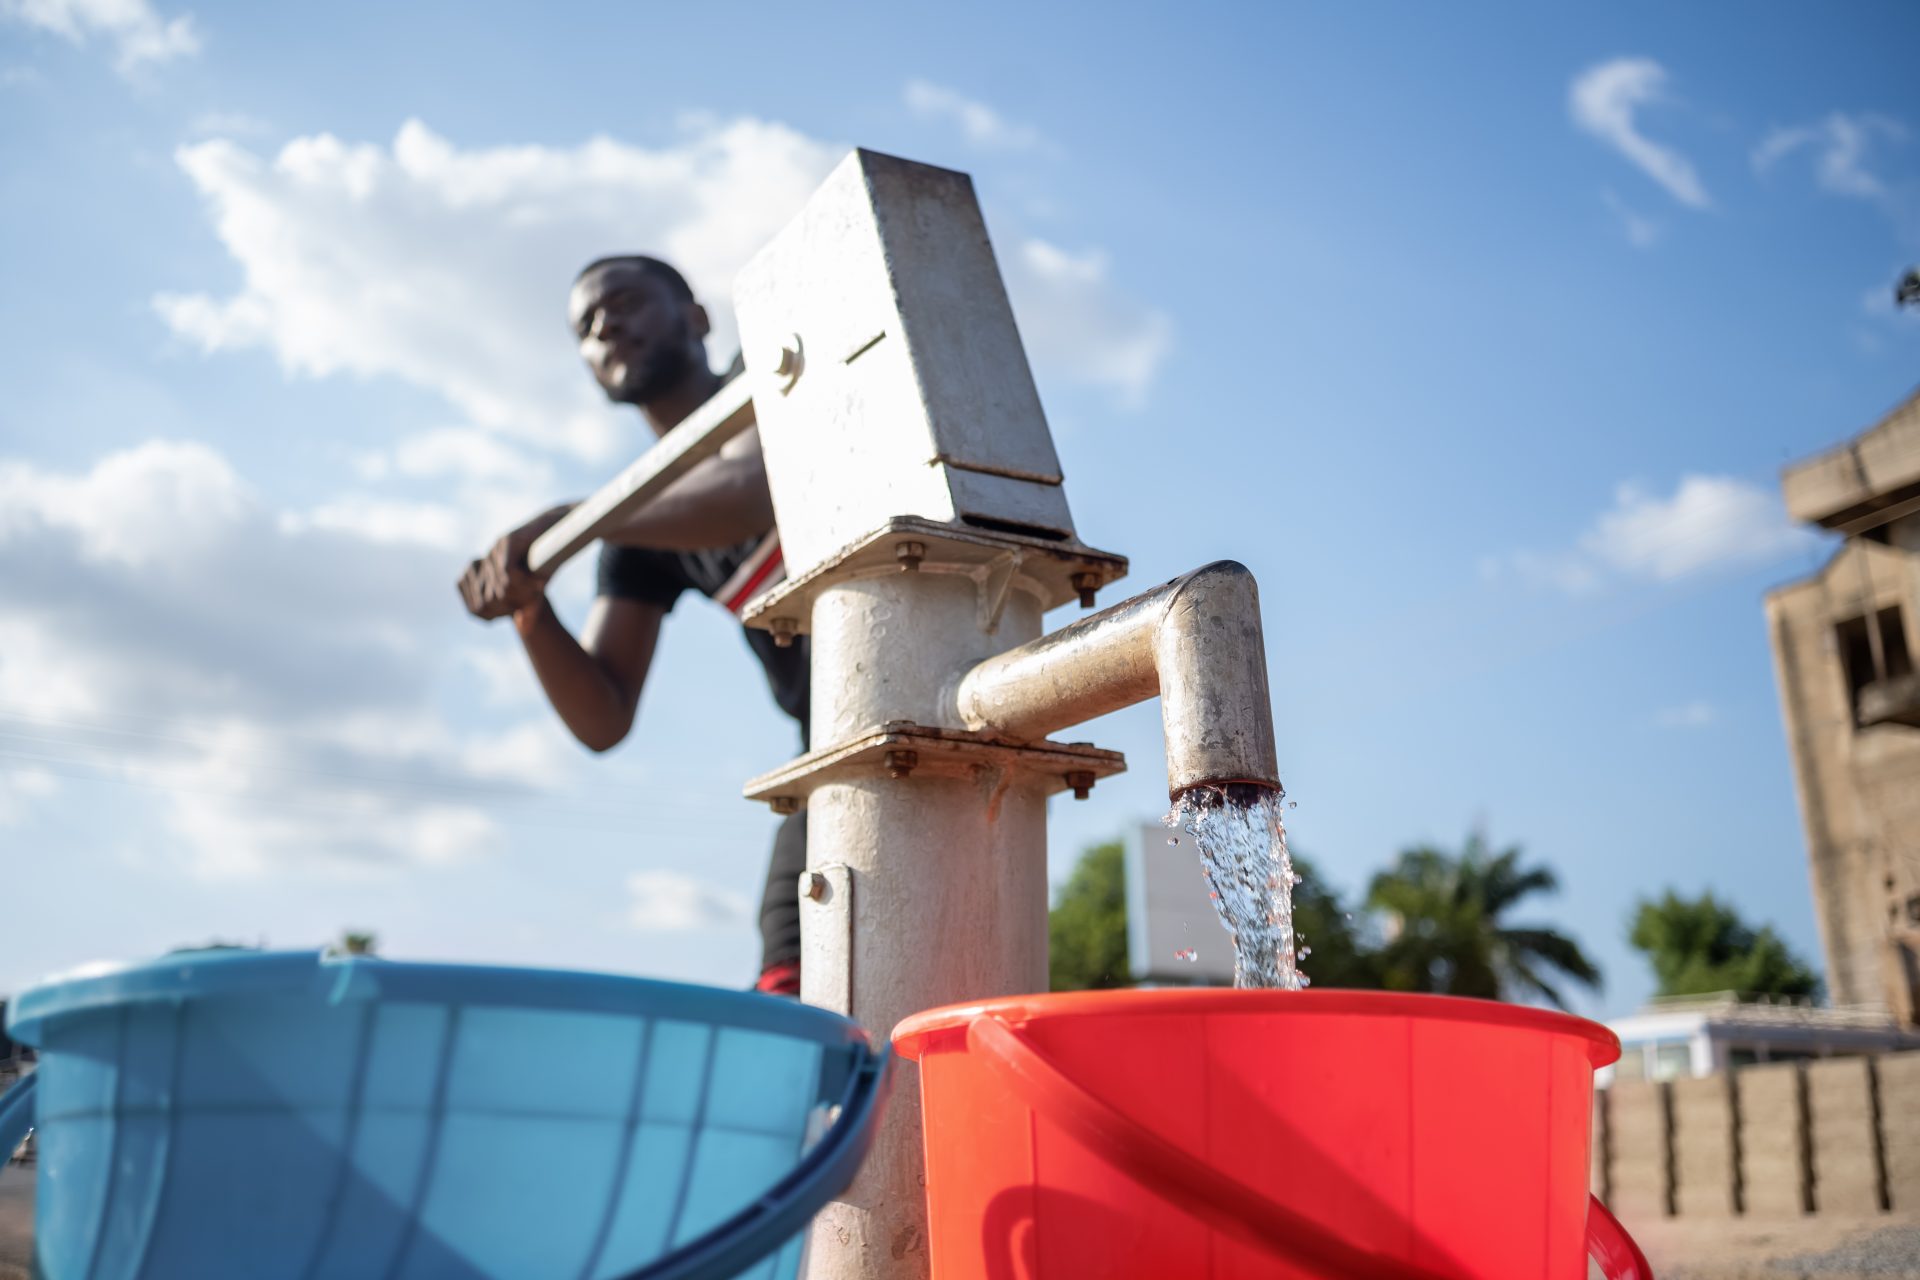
[
  {"xmin": 1835, "ymin": 606, "xmax": 1916, "ymax": 726},
  {"xmin": 1650, "ymin": 1043, "xmax": 1693, "ymax": 1081}
]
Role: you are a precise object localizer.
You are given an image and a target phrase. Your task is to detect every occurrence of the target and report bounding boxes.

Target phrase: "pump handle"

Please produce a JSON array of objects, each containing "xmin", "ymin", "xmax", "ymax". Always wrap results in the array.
[{"xmin": 526, "ymin": 375, "xmax": 757, "ymax": 577}]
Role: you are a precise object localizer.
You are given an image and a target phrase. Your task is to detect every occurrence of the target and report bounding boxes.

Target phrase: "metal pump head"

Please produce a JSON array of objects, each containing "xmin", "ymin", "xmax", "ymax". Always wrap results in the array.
[{"xmin": 733, "ymin": 149, "xmax": 1080, "ymax": 585}]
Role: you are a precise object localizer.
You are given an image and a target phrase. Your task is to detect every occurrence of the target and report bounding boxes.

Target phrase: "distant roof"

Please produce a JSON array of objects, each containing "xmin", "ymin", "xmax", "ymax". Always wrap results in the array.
[
  {"xmin": 1782, "ymin": 384, "xmax": 1920, "ymax": 533},
  {"xmin": 1612, "ymin": 990, "xmax": 1919, "ymax": 1042}
]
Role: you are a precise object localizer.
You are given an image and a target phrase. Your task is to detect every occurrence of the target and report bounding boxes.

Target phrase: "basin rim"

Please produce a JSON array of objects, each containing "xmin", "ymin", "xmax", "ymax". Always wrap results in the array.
[{"xmin": 892, "ymin": 987, "xmax": 1619, "ymax": 1068}]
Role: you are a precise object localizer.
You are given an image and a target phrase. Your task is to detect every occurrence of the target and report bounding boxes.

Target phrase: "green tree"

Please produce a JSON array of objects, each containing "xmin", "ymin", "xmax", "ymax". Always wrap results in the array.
[
  {"xmin": 1048, "ymin": 841, "xmax": 1131, "ymax": 991},
  {"xmin": 1628, "ymin": 891, "xmax": 1820, "ymax": 1000},
  {"xmin": 1366, "ymin": 832, "xmax": 1601, "ymax": 1009}
]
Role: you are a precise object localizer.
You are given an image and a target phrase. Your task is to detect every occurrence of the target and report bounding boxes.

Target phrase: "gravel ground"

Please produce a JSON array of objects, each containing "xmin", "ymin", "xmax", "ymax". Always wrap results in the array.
[
  {"xmin": 1769, "ymin": 1226, "xmax": 1920, "ymax": 1278},
  {"xmin": 1621, "ymin": 1214, "xmax": 1920, "ymax": 1280},
  {"xmin": 3, "ymin": 1164, "xmax": 1915, "ymax": 1280},
  {"xmin": 0, "ymin": 1163, "xmax": 30, "ymax": 1280}
]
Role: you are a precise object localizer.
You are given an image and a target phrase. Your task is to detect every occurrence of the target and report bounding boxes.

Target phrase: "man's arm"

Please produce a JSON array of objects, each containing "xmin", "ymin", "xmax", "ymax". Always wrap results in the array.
[
  {"xmin": 458, "ymin": 507, "xmax": 663, "ymax": 752},
  {"xmin": 599, "ymin": 430, "xmax": 774, "ymax": 551},
  {"xmin": 512, "ymin": 595, "xmax": 662, "ymax": 752}
]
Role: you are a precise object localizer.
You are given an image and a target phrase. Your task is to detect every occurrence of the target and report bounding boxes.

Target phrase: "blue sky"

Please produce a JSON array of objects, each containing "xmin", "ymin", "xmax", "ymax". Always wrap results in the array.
[{"xmin": 1, "ymin": 1, "xmax": 1916, "ymax": 1019}]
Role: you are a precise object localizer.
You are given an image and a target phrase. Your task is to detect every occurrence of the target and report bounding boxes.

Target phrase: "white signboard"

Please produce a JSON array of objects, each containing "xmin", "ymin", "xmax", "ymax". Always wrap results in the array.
[{"xmin": 1125, "ymin": 821, "xmax": 1235, "ymax": 985}]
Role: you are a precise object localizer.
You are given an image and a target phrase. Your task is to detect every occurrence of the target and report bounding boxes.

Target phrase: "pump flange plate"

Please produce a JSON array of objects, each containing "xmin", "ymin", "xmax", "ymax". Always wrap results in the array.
[
  {"xmin": 743, "ymin": 720, "xmax": 1126, "ymax": 813},
  {"xmin": 740, "ymin": 516, "xmax": 1127, "ymax": 638}
]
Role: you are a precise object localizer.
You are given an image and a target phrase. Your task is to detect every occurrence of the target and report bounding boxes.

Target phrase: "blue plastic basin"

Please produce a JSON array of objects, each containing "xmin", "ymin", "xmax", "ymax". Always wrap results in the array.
[{"xmin": 0, "ymin": 951, "xmax": 888, "ymax": 1280}]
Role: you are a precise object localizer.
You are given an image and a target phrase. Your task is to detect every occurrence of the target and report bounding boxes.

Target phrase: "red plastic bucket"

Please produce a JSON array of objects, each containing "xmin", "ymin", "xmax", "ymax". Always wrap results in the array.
[{"xmin": 893, "ymin": 990, "xmax": 1650, "ymax": 1280}]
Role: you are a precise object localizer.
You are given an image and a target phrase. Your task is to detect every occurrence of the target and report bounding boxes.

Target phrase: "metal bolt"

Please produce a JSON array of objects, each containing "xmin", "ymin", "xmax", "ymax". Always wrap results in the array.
[
  {"xmin": 767, "ymin": 336, "xmax": 803, "ymax": 392},
  {"xmin": 884, "ymin": 748, "xmax": 919, "ymax": 779},
  {"xmin": 768, "ymin": 617, "xmax": 799, "ymax": 648},
  {"xmin": 895, "ymin": 540, "xmax": 927, "ymax": 572},
  {"xmin": 1071, "ymin": 571, "xmax": 1100, "ymax": 609},
  {"xmin": 769, "ymin": 795, "xmax": 799, "ymax": 815},
  {"xmin": 803, "ymin": 871, "xmax": 829, "ymax": 901},
  {"xmin": 1066, "ymin": 770, "xmax": 1096, "ymax": 801}
]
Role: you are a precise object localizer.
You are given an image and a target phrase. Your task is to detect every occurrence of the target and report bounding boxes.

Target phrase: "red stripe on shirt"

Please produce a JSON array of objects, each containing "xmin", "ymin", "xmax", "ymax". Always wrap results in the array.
[{"xmin": 724, "ymin": 541, "xmax": 785, "ymax": 616}]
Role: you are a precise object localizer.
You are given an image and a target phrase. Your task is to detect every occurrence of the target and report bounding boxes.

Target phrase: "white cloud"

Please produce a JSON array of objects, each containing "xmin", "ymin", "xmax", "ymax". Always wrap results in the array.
[
  {"xmin": 0, "ymin": 766, "xmax": 57, "ymax": 826},
  {"xmin": 154, "ymin": 117, "xmax": 845, "ymax": 462},
  {"xmin": 278, "ymin": 495, "xmax": 465, "ymax": 551},
  {"xmin": 1584, "ymin": 476, "xmax": 1813, "ymax": 579},
  {"xmin": 1, "ymin": 0, "xmax": 198, "ymax": 73},
  {"xmin": 1570, "ymin": 58, "xmax": 1710, "ymax": 210},
  {"xmin": 1500, "ymin": 474, "xmax": 1818, "ymax": 594},
  {"xmin": 153, "ymin": 117, "xmax": 1167, "ymax": 426},
  {"xmin": 1009, "ymin": 238, "xmax": 1172, "ymax": 409},
  {"xmin": 157, "ymin": 115, "xmax": 1173, "ymax": 448},
  {"xmin": 374, "ymin": 427, "xmax": 550, "ymax": 485},
  {"xmin": 626, "ymin": 869, "xmax": 751, "ymax": 931},
  {"xmin": 1655, "ymin": 701, "xmax": 1716, "ymax": 729},
  {"xmin": 0, "ymin": 439, "xmax": 250, "ymax": 568},
  {"xmin": 1602, "ymin": 188, "xmax": 1661, "ymax": 248},
  {"xmin": 0, "ymin": 439, "xmax": 580, "ymax": 875},
  {"xmin": 1754, "ymin": 112, "xmax": 1906, "ymax": 201},
  {"xmin": 461, "ymin": 645, "xmax": 539, "ymax": 708},
  {"xmin": 904, "ymin": 80, "xmax": 1043, "ymax": 152}
]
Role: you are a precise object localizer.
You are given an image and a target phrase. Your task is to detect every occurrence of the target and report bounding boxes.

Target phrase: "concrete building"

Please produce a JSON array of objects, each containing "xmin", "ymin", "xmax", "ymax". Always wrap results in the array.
[
  {"xmin": 1768, "ymin": 386, "xmax": 1920, "ymax": 1023},
  {"xmin": 1123, "ymin": 821, "xmax": 1235, "ymax": 986},
  {"xmin": 1602, "ymin": 992, "xmax": 1919, "ymax": 1085}
]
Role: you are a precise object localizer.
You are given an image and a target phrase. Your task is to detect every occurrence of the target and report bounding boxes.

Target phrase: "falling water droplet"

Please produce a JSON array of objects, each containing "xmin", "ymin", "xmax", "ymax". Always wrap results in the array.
[{"xmin": 1165, "ymin": 785, "xmax": 1304, "ymax": 990}]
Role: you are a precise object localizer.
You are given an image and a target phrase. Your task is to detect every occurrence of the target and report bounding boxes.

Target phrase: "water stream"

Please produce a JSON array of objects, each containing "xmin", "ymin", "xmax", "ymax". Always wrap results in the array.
[{"xmin": 1164, "ymin": 783, "xmax": 1305, "ymax": 990}]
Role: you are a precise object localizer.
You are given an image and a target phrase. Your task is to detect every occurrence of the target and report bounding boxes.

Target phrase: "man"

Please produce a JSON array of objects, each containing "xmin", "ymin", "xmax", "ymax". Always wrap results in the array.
[{"xmin": 457, "ymin": 255, "xmax": 807, "ymax": 996}]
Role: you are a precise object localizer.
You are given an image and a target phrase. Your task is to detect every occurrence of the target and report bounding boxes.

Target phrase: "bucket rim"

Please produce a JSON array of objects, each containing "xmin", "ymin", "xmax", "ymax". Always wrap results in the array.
[
  {"xmin": 6, "ymin": 949, "xmax": 871, "ymax": 1054},
  {"xmin": 892, "ymin": 988, "xmax": 1619, "ymax": 1068}
]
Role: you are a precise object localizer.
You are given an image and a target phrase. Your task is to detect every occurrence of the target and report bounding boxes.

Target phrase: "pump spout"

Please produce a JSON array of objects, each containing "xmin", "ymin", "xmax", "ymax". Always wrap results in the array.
[{"xmin": 952, "ymin": 560, "xmax": 1280, "ymax": 796}]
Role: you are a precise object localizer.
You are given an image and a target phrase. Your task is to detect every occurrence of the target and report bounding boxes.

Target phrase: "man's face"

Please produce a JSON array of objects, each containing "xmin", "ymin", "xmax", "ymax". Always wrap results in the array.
[{"xmin": 569, "ymin": 264, "xmax": 706, "ymax": 405}]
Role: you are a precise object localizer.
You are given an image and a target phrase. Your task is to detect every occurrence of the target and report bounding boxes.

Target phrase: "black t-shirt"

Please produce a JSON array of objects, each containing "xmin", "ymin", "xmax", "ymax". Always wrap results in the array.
[{"xmin": 597, "ymin": 534, "xmax": 811, "ymax": 749}]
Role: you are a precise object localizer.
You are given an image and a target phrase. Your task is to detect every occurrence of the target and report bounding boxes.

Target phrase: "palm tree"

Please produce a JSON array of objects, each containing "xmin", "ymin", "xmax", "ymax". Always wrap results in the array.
[
  {"xmin": 1366, "ymin": 832, "xmax": 1600, "ymax": 1010},
  {"xmin": 1628, "ymin": 890, "xmax": 1820, "ymax": 1000}
]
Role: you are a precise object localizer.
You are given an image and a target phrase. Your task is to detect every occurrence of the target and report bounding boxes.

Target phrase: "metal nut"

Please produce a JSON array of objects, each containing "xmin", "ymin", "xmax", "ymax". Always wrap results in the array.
[
  {"xmin": 884, "ymin": 748, "xmax": 919, "ymax": 780},
  {"xmin": 769, "ymin": 796, "xmax": 799, "ymax": 815},
  {"xmin": 1071, "ymin": 571, "xmax": 1100, "ymax": 610},
  {"xmin": 895, "ymin": 540, "xmax": 927, "ymax": 572},
  {"xmin": 768, "ymin": 617, "xmax": 799, "ymax": 648},
  {"xmin": 1066, "ymin": 770, "xmax": 1096, "ymax": 801},
  {"xmin": 803, "ymin": 871, "xmax": 829, "ymax": 901},
  {"xmin": 767, "ymin": 335, "xmax": 803, "ymax": 392}
]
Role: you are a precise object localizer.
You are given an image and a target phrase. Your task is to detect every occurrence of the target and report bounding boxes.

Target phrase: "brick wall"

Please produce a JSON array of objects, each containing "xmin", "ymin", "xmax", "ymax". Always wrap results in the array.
[{"xmin": 1596, "ymin": 1049, "xmax": 1919, "ymax": 1225}]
